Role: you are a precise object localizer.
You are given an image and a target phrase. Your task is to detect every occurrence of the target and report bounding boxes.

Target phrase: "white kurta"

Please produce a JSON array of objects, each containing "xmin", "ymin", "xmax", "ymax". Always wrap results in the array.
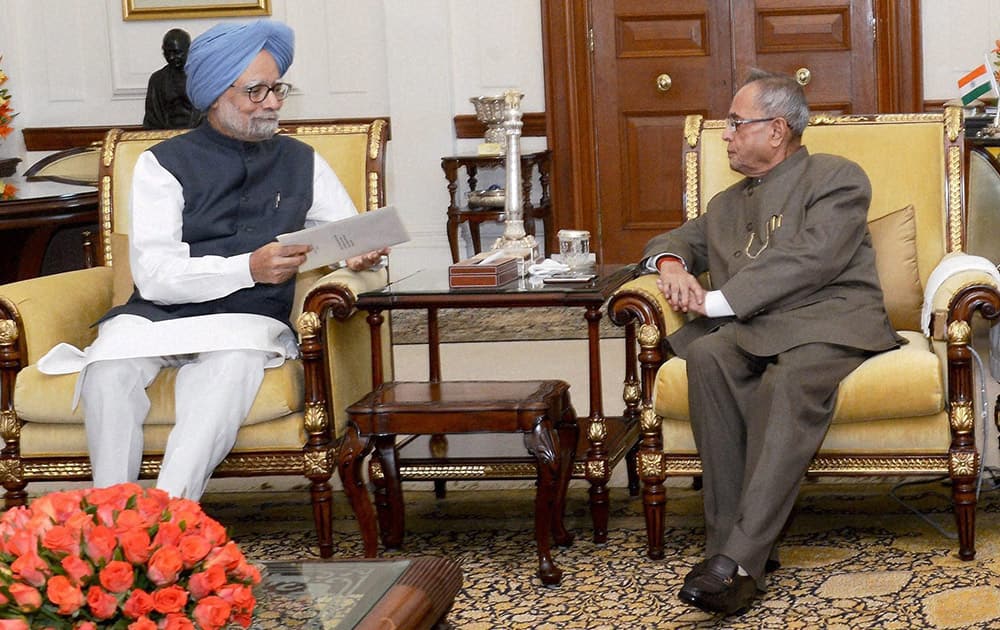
[{"xmin": 38, "ymin": 149, "xmax": 358, "ymax": 379}]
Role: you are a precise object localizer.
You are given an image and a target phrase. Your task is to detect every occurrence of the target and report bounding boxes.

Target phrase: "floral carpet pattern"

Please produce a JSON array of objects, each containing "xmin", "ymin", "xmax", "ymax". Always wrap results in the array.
[{"xmin": 201, "ymin": 480, "xmax": 1000, "ymax": 629}]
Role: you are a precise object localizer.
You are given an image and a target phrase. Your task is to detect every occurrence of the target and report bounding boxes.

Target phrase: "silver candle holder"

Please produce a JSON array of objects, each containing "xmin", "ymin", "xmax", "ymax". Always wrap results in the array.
[{"xmin": 490, "ymin": 89, "xmax": 539, "ymax": 264}]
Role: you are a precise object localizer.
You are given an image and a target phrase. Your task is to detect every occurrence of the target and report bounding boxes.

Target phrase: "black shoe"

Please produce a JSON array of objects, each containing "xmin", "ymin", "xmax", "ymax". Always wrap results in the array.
[
  {"xmin": 678, "ymin": 554, "xmax": 759, "ymax": 616},
  {"xmin": 684, "ymin": 557, "xmax": 780, "ymax": 585}
]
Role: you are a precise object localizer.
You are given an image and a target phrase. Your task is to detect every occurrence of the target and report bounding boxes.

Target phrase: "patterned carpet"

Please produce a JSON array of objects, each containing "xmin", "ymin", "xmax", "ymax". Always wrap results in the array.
[{"xmin": 201, "ymin": 478, "xmax": 1000, "ymax": 629}]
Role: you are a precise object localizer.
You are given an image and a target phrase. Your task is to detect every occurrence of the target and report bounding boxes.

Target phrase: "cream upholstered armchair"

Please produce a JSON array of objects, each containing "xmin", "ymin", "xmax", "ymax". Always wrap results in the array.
[
  {"xmin": 608, "ymin": 106, "xmax": 1000, "ymax": 561},
  {"xmin": 0, "ymin": 120, "xmax": 393, "ymax": 558}
]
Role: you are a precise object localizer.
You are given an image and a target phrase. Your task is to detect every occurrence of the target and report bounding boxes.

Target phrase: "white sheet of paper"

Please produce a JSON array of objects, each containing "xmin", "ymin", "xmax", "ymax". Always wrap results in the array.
[{"xmin": 276, "ymin": 205, "xmax": 410, "ymax": 271}]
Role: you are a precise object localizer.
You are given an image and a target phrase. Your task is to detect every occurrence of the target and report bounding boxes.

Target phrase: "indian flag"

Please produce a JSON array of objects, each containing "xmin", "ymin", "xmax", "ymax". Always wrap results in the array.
[{"xmin": 958, "ymin": 63, "xmax": 994, "ymax": 105}]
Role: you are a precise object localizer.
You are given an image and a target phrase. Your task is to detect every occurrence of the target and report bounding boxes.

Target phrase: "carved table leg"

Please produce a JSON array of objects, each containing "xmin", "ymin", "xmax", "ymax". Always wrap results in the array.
[
  {"xmin": 337, "ymin": 424, "xmax": 377, "ymax": 557},
  {"xmin": 430, "ymin": 434, "xmax": 448, "ymax": 498},
  {"xmin": 528, "ymin": 414, "xmax": 563, "ymax": 586},
  {"xmin": 374, "ymin": 435, "xmax": 405, "ymax": 550},
  {"xmin": 552, "ymin": 398, "xmax": 577, "ymax": 547}
]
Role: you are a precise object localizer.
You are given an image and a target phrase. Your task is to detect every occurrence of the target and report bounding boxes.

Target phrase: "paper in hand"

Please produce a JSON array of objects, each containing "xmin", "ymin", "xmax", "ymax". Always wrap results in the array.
[{"xmin": 276, "ymin": 205, "xmax": 410, "ymax": 271}]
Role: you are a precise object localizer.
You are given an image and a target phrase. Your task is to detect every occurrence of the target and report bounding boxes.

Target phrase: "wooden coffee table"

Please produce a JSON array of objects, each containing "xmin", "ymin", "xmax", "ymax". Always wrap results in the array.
[
  {"xmin": 345, "ymin": 264, "xmax": 643, "ymax": 545},
  {"xmin": 254, "ymin": 556, "xmax": 462, "ymax": 629},
  {"xmin": 344, "ymin": 379, "xmax": 578, "ymax": 584}
]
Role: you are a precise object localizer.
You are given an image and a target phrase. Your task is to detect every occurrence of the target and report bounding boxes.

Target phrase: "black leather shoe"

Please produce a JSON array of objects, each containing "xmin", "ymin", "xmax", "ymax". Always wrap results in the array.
[
  {"xmin": 678, "ymin": 555, "xmax": 759, "ymax": 616},
  {"xmin": 683, "ymin": 556, "xmax": 780, "ymax": 585}
]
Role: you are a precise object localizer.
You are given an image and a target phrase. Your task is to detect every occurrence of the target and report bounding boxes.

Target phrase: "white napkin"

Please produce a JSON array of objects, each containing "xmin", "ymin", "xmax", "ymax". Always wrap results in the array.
[{"xmin": 528, "ymin": 258, "xmax": 571, "ymax": 276}]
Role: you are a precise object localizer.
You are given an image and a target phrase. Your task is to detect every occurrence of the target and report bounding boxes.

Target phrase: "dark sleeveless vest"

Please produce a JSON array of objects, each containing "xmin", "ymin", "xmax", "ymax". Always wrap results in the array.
[{"xmin": 102, "ymin": 123, "xmax": 315, "ymax": 327}]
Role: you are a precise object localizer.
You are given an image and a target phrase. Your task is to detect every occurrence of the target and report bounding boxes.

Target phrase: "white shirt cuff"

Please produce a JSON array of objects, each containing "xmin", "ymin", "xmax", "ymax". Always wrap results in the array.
[{"xmin": 704, "ymin": 290, "xmax": 735, "ymax": 318}]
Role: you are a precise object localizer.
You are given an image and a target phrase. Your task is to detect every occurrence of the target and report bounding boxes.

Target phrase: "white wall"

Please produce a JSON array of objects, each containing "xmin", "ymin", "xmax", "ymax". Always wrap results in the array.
[
  {"xmin": 1, "ymin": 1, "xmax": 998, "ymax": 266},
  {"xmin": 922, "ymin": 2, "xmax": 1000, "ymax": 101},
  {"xmin": 0, "ymin": 0, "xmax": 546, "ymax": 270}
]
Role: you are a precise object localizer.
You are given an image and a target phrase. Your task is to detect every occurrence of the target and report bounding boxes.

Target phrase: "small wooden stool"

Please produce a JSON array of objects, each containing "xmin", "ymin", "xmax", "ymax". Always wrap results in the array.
[{"xmin": 341, "ymin": 380, "xmax": 577, "ymax": 585}]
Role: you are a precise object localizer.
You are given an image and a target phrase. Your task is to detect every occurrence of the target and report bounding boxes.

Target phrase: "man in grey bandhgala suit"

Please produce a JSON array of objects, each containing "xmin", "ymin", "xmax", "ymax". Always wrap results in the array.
[{"xmin": 641, "ymin": 69, "xmax": 900, "ymax": 616}]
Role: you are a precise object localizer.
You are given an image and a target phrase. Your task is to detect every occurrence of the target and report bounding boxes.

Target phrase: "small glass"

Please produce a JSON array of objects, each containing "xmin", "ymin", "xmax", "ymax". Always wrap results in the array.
[{"xmin": 557, "ymin": 229, "xmax": 591, "ymax": 270}]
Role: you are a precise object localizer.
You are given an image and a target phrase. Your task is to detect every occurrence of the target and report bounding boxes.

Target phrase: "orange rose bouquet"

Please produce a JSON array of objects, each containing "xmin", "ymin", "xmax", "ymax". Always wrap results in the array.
[{"xmin": 0, "ymin": 483, "xmax": 261, "ymax": 629}]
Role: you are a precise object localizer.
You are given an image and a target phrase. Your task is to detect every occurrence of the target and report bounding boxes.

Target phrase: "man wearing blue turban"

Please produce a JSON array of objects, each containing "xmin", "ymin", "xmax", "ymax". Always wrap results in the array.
[{"xmin": 39, "ymin": 20, "xmax": 388, "ymax": 500}]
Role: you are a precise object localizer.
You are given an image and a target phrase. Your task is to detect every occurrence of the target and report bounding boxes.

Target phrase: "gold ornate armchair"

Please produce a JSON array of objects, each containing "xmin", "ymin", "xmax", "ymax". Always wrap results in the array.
[
  {"xmin": 608, "ymin": 107, "xmax": 1000, "ymax": 561},
  {"xmin": 0, "ymin": 120, "xmax": 393, "ymax": 558}
]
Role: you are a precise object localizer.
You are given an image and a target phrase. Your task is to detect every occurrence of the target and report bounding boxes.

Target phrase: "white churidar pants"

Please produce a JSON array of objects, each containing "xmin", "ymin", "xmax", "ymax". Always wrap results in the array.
[{"xmin": 81, "ymin": 349, "xmax": 268, "ymax": 500}]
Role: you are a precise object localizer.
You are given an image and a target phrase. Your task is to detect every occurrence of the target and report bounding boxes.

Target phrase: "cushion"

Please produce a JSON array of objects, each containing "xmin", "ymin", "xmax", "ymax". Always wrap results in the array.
[
  {"xmin": 867, "ymin": 205, "xmax": 923, "ymax": 331},
  {"xmin": 653, "ymin": 331, "xmax": 943, "ymax": 424},
  {"xmin": 14, "ymin": 360, "xmax": 305, "ymax": 426}
]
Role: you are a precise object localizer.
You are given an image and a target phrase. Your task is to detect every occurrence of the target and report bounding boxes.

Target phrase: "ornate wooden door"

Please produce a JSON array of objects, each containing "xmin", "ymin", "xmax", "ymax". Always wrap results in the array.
[
  {"xmin": 586, "ymin": 0, "xmax": 885, "ymax": 263},
  {"xmin": 732, "ymin": 0, "xmax": 876, "ymax": 114},
  {"xmin": 590, "ymin": 0, "xmax": 734, "ymax": 264}
]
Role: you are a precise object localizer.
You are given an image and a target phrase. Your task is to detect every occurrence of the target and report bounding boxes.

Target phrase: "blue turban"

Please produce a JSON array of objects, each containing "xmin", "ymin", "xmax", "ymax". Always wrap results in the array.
[{"xmin": 185, "ymin": 20, "xmax": 294, "ymax": 111}]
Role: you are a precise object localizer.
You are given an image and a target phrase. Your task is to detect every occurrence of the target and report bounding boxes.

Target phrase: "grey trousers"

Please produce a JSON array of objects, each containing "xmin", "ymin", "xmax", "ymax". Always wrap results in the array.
[
  {"xmin": 685, "ymin": 325, "xmax": 869, "ymax": 588},
  {"xmin": 81, "ymin": 349, "xmax": 268, "ymax": 500}
]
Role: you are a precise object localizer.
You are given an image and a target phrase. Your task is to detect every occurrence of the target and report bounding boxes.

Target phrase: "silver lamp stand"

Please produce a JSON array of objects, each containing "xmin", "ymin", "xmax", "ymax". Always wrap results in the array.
[{"xmin": 490, "ymin": 89, "xmax": 539, "ymax": 264}]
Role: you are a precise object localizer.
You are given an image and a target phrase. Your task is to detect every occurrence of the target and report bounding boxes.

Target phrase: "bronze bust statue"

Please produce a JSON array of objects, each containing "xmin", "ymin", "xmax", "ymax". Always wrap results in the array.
[{"xmin": 143, "ymin": 29, "xmax": 202, "ymax": 130}]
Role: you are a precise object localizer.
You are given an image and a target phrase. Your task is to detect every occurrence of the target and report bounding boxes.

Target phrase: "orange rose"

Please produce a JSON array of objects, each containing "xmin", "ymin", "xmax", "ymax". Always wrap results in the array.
[
  {"xmin": 147, "ymin": 546, "xmax": 184, "ymax": 586},
  {"xmin": 152, "ymin": 584, "xmax": 189, "ymax": 614},
  {"xmin": 0, "ymin": 618, "xmax": 30, "ymax": 629},
  {"xmin": 193, "ymin": 595, "xmax": 232, "ymax": 630},
  {"xmin": 178, "ymin": 533, "xmax": 212, "ymax": 567},
  {"xmin": 135, "ymin": 491, "xmax": 170, "ymax": 522},
  {"xmin": 152, "ymin": 522, "xmax": 182, "ymax": 548},
  {"xmin": 231, "ymin": 559, "xmax": 262, "ymax": 585},
  {"xmin": 11, "ymin": 550, "xmax": 50, "ymax": 587},
  {"xmin": 46, "ymin": 575, "xmax": 84, "ymax": 615},
  {"xmin": 86, "ymin": 585, "xmax": 118, "ymax": 620},
  {"xmin": 4, "ymin": 529, "xmax": 37, "ymax": 557},
  {"xmin": 160, "ymin": 615, "xmax": 195, "ymax": 630},
  {"xmin": 199, "ymin": 518, "xmax": 228, "ymax": 547},
  {"xmin": 126, "ymin": 616, "xmax": 157, "ymax": 630},
  {"xmin": 74, "ymin": 623, "xmax": 98, "ymax": 630},
  {"xmin": 60, "ymin": 554, "xmax": 94, "ymax": 585},
  {"xmin": 42, "ymin": 524, "xmax": 81, "ymax": 557},
  {"xmin": 217, "ymin": 583, "xmax": 254, "ymax": 609},
  {"xmin": 217, "ymin": 583, "xmax": 255, "ymax": 627},
  {"xmin": 86, "ymin": 483, "xmax": 143, "ymax": 512},
  {"xmin": 8, "ymin": 582, "xmax": 41, "ymax": 612},
  {"xmin": 30, "ymin": 489, "xmax": 84, "ymax": 523},
  {"xmin": 122, "ymin": 589, "xmax": 154, "ymax": 619},
  {"xmin": 203, "ymin": 541, "xmax": 244, "ymax": 572},
  {"xmin": 188, "ymin": 564, "xmax": 227, "ymax": 599},
  {"xmin": 118, "ymin": 527, "xmax": 151, "ymax": 564},
  {"xmin": 84, "ymin": 525, "xmax": 117, "ymax": 564},
  {"xmin": 112, "ymin": 510, "xmax": 147, "ymax": 534},
  {"xmin": 98, "ymin": 560, "xmax": 135, "ymax": 593}
]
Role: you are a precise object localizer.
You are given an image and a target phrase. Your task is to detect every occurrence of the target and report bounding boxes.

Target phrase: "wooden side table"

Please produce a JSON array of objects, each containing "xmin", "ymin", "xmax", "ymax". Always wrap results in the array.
[
  {"xmin": 343, "ymin": 380, "xmax": 577, "ymax": 585},
  {"xmin": 441, "ymin": 151, "xmax": 552, "ymax": 262}
]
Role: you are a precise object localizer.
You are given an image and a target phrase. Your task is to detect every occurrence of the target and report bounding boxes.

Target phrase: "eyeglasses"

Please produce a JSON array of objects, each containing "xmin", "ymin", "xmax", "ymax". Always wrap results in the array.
[
  {"xmin": 231, "ymin": 82, "xmax": 292, "ymax": 103},
  {"xmin": 726, "ymin": 115, "xmax": 777, "ymax": 132}
]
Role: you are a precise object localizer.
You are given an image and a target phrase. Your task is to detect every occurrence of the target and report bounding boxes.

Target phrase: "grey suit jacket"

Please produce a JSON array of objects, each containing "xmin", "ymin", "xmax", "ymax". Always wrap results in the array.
[{"xmin": 643, "ymin": 147, "xmax": 900, "ymax": 358}]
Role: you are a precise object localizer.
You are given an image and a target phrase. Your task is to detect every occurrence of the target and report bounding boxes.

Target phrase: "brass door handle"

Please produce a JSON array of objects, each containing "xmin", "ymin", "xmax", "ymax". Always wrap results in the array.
[
  {"xmin": 795, "ymin": 67, "xmax": 811, "ymax": 86},
  {"xmin": 656, "ymin": 73, "xmax": 672, "ymax": 92}
]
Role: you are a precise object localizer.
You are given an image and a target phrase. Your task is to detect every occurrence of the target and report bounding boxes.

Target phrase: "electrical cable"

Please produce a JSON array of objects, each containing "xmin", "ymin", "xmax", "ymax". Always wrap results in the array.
[{"xmin": 888, "ymin": 342, "xmax": 999, "ymax": 539}]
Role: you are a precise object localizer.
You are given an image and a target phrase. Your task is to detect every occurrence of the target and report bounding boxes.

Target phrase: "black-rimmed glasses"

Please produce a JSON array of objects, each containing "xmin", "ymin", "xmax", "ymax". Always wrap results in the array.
[
  {"xmin": 231, "ymin": 82, "xmax": 292, "ymax": 103},
  {"xmin": 726, "ymin": 115, "xmax": 777, "ymax": 132}
]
